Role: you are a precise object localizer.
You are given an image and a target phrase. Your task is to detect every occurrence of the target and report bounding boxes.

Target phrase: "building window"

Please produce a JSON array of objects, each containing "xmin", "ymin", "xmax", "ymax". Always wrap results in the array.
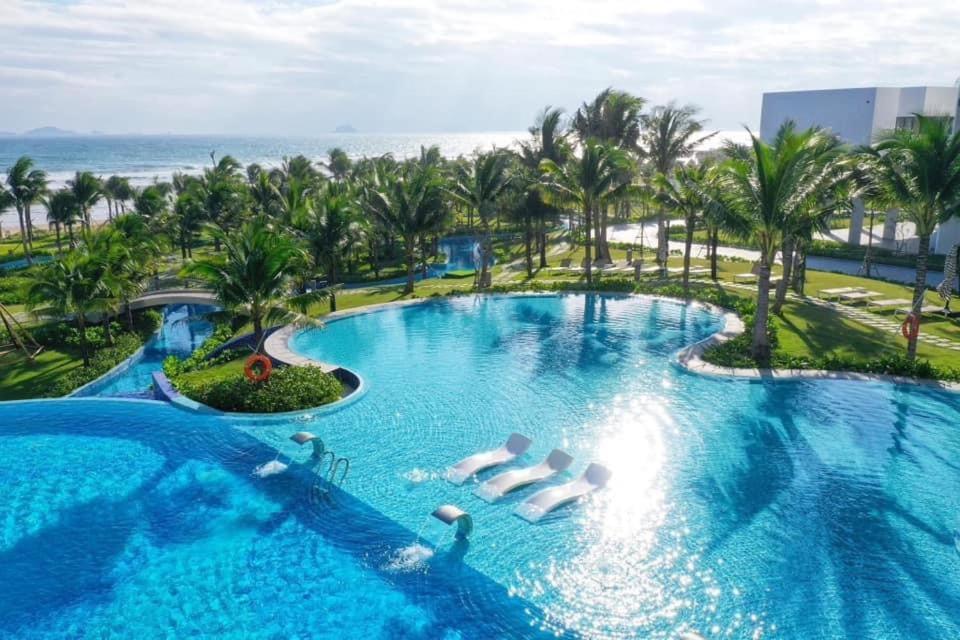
[{"xmin": 895, "ymin": 116, "xmax": 918, "ymax": 132}]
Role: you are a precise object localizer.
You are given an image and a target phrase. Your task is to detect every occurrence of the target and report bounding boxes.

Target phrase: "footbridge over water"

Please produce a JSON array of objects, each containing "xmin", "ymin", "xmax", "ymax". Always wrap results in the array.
[{"xmin": 128, "ymin": 288, "xmax": 219, "ymax": 311}]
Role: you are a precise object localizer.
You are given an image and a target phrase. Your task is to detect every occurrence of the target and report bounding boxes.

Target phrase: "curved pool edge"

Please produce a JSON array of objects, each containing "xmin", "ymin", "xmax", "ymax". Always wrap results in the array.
[
  {"xmin": 675, "ymin": 305, "xmax": 960, "ymax": 392},
  {"xmin": 67, "ymin": 343, "xmax": 148, "ymax": 397}
]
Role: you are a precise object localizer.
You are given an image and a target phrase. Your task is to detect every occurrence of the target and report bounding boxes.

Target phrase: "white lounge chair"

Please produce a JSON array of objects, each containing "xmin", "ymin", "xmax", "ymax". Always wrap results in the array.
[
  {"xmin": 818, "ymin": 286, "xmax": 864, "ymax": 300},
  {"xmin": 839, "ymin": 290, "xmax": 882, "ymax": 303},
  {"xmin": 445, "ymin": 433, "xmax": 532, "ymax": 485},
  {"xmin": 867, "ymin": 298, "xmax": 911, "ymax": 309},
  {"xmin": 474, "ymin": 449, "xmax": 574, "ymax": 503},
  {"xmin": 515, "ymin": 463, "xmax": 612, "ymax": 523}
]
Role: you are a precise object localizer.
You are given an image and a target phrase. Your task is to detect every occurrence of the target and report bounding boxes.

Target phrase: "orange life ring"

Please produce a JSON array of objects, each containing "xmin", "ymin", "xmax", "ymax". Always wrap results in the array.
[
  {"xmin": 900, "ymin": 312, "xmax": 920, "ymax": 341},
  {"xmin": 244, "ymin": 354, "xmax": 273, "ymax": 383}
]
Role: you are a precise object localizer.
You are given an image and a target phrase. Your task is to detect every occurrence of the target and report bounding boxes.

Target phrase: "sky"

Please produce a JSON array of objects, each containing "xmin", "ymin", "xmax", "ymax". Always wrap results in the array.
[{"xmin": 0, "ymin": 0, "xmax": 958, "ymax": 136}]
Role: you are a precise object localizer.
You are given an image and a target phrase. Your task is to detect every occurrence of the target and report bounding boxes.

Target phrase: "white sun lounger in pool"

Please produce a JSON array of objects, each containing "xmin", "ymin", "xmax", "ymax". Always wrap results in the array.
[
  {"xmin": 515, "ymin": 463, "xmax": 612, "ymax": 523},
  {"xmin": 445, "ymin": 433, "xmax": 532, "ymax": 485},
  {"xmin": 474, "ymin": 449, "xmax": 574, "ymax": 502}
]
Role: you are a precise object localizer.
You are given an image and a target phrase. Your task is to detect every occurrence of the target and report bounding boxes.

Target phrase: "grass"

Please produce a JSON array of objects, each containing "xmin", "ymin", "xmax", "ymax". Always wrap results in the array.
[
  {"xmin": 0, "ymin": 348, "xmax": 84, "ymax": 401},
  {"xmin": 178, "ymin": 356, "xmax": 245, "ymax": 387}
]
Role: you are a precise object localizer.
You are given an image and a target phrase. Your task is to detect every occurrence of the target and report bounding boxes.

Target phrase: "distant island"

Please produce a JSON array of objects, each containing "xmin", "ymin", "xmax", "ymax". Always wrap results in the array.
[
  {"xmin": 22, "ymin": 126, "xmax": 77, "ymax": 137},
  {"xmin": 334, "ymin": 124, "xmax": 357, "ymax": 134}
]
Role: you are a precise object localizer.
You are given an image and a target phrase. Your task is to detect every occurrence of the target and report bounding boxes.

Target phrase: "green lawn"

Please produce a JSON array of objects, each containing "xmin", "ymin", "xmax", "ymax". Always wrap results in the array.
[{"xmin": 0, "ymin": 348, "xmax": 84, "ymax": 401}]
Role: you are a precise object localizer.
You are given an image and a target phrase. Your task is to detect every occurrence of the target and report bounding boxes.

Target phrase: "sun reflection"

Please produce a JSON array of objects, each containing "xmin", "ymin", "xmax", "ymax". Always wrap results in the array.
[{"xmin": 510, "ymin": 396, "xmax": 767, "ymax": 638}]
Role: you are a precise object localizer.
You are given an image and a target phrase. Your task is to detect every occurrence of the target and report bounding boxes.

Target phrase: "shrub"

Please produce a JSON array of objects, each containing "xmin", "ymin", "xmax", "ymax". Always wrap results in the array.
[
  {"xmin": 0, "ymin": 276, "xmax": 31, "ymax": 305},
  {"xmin": 44, "ymin": 333, "xmax": 144, "ymax": 397},
  {"xmin": 175, "ymin": 365, "xmax": 343, "ymax": 413},
  {"xmin": 162, "ymin": 324, "xmax": 234, "ymax": 379}
]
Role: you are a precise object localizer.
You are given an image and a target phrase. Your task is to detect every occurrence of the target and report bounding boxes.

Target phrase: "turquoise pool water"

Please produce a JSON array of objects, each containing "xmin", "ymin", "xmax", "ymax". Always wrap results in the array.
[
  {"xmin": 73, "ymin": 304, "xmax": 215, "ymax": 398},
  {"xmin": 2, "ymin": 294, "xmax": 960, "ymax": 638}
]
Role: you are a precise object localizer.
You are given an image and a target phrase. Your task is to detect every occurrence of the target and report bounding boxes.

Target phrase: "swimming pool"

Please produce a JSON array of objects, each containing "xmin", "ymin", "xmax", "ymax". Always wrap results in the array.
[
  {"xmin": 73, "ymin": 304, "xmax": 216, "ymax": 398},
  {"xmin": 2, "ymin": 294, "xmax": 959, "ymax": 638}
]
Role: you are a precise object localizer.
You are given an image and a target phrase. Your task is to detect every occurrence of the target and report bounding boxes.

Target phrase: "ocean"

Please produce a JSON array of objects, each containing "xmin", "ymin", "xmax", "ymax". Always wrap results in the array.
[
  {"xmin": 0, "ymin": 132, "xmax": 522, "ymax": 229},
  {"xmin": 0, "ymin": 130, "xmax": 747, "ymax": 232}
]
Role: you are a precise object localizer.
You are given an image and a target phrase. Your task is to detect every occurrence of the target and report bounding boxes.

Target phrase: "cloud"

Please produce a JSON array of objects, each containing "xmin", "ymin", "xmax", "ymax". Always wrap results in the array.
[{"xmin": 0, "ymin": 0, "xmax": 957, "ymax": 134}]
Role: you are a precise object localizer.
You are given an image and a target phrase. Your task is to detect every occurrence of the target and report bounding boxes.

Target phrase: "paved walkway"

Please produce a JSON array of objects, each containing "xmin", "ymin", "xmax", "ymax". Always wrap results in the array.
[
  {"xmin": 720, "ymin": 280, "xmax": 960, "ymax": 352},
  {"xmin": 606, "ymin": 222, "xmax": 945, "ymax": 286}
]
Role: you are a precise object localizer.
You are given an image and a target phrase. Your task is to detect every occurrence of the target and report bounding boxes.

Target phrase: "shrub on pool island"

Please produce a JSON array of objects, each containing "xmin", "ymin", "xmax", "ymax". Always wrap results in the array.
[{"xmin": 174, "ymin": 365, "xmax": 343, "ymax": 413}]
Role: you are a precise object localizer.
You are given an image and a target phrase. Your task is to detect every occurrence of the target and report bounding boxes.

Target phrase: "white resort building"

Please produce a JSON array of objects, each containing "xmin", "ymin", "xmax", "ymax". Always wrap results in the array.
[{"xmin": 760, "ymin": 85, "xmax": 960, "ymax": 254}]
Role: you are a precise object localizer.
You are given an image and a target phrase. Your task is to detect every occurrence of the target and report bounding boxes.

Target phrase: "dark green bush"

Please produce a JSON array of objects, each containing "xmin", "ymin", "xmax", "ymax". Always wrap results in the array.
[
  {"xmin": 162, "ymin": 324, "xmax": 234, "ymax": 379},
  {"xmin": 0, "ymin": 276, "xmax": 31, "ymax": 305},
  {"xmin": 176, "ymin": 365, "xmax": 343, "ymax": 413},
  {"xmin": 44, "ymin": 333, "xmax": 144, "ymax": 397}
]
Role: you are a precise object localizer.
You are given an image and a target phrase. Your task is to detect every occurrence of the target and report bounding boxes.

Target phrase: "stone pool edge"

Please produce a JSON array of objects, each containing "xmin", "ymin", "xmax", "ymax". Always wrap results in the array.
[{"xmin": 675, "ymin": 305, "xmax": 960, "ymax": 392}]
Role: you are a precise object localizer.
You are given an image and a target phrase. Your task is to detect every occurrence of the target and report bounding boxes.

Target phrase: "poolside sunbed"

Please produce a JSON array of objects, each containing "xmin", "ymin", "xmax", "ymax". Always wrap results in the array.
[
  {"xmin": 445, "ymin": 433, "xmax": 532, "ymax": 485},
  {"xmin": 866, "ymin": 298, "xmax": 912, "ymax": 309},
  {"xmin": 895, "ymin": 304, "xmax": 947, "ymax": 317},
  {"xmin": 733, "ymin": 273, "xmax": 757, "ymax": 282},
  {"xmin": 515, "ymin": 463, "xmax": 612, "ymax": 523},
  {"xmin": 818, "ymin": 286, "xmax": 865, "ymax": 300},
  {"xmin": 838, "ymin": 290, "xmax": 882, "ymax": 303},
  {"xmin": 474, "ymin": 449, "xmax": 573, "ymax": 503}
]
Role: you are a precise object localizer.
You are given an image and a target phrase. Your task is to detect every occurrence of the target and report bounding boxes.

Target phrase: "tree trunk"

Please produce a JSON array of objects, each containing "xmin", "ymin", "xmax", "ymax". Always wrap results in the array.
[
  {"xmin": 16, "ymin": 205, "xmax": 32, "ymax": 265},
  {"xmin": 682, "ymin": 213, "xmax": 694, "ymax": 296},
  {"xmin": 791, "ymin": 243, "xmax": 806, "ymax": 295},
  {"xmin": 78, "ymin": 314, "xmax": 90, "ymax": 367},
  {"xmin": 583, "ymin": 204, "xmax": 593, "ymax": 285},
  {"xmin": 329, "ymin": 261, "xmax": 338, "ymax": 312},
  {"xmin": 524, "ymin": 217, "xmax": 533, "ymax": 278},
  {"xmin": 710, "ymin": 227, "xmax": 719, "ymax": 280},
  {"xmin": 253, "ymin": 315, "xmax": 264, "ymax": 353},
  {"xmin": 106, "ymin": 198, "xmax": 113, "ymax": 222},
  {"xmin": 538, "ymin": 219, "xmax": 548, "ymax": 269},
  {"xmin": 126, "ymin": 302, "xmax": 135, "ymax": 331},
  {"xmin": 54, "ymin": 224, "xmax": 62, "ymax": 254},
  {"xmin": 773, "ymin": 237, "xmax": 794, "ymax": 314},
  {"xmin": 751, "ymin": 262, "xmax": 772, "ymax": 363},
  {"xmin": 656, "ymin": 211, "xmax": 667, "ymax": 277},
  {"xmin": 67, "ymin": 223, "xmax": 75, "ymax": 247},
  {"xmin": 404, "ymin": 235, "xmax": 416, "ymax": 294},
  {"xmin": 907, "ymin": 234, "xmax": 930, "ymax": 360},
  {"xmin": 25, "ymin": 203, "xmax": 35, "ymax": 248},
  {"xmin": 103, "ymin": 313, "xmax": 114, "ymax": 346}
]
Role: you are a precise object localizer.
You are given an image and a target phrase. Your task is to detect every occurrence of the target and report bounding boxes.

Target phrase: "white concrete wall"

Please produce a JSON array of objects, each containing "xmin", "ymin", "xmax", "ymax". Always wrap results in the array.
[{"xmin": 760, "ymin": 88, "xmax": 879, "ymax": 144}]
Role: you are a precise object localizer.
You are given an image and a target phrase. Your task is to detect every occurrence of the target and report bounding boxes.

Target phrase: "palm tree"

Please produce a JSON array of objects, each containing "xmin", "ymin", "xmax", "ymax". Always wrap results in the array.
[
  {"xmin": 452, "ymin": 151, "xmax": 512, "ymax": 288},
  {"xmin": 572, "ymin": 89, "xmax": 644, "ymax": 261},
  {"xmin": 518, "ymin": 107, "xmax": 569, "ymax": 267},
  {"xmin": 44, "ymin": 189, "xmax": 81, "ymax": 253},
  {"xmin": 67, "ymin": 171, "xmax": 103, "ymax": 230},
  {"xmin": 102, "ymin": 175, "xmax": 128, "ymax": 221},
  {"xmin": 718, "ymin": 123, "xmax": 850, "ymax": 362},
  {"xmin": 5, "ymin": 156, "xmax": 48, "ymax": 264},
  {"xmin": 364, "ymin": 163, "xmax": 449, "ymax": 294},
  {"xmin": 324, "ymin": 148, "xmax": 353, "ymax": 181},
  {"xmin": 183, "ymin": 217, "xmax": 327, "ymax": 350},
  {"xmin": 540, "ymin": 140, "xmax": 634, "ymax": 284},
  {"xmin": 26, "ymin": 250, "xmax": 108, "ymax": 366},
  {"xmin": 656, "ymin": 162, "xmax": 713, "ymax": 295},
  {"xmin": 640, "ymin": 103, "xmax": 714, "ymax": 275},
  {"xmin": 133, "ymin": 184, "xmax": 170, "ymax": 218},
  {"xmin": 866, "ymin": 114, "xmax": 960, "ymax": 359},
  {"xmin": 294, "ymin": 183, "xmax": 359, "ymax": 312}
]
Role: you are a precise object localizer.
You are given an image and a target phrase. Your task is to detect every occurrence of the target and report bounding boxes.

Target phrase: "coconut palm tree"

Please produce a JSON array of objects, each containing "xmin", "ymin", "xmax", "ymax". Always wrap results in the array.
[
  {"xmin": 518, "ymin": 107, "xmax": 570, "ymax": 267},
  {"xmin": 26, "ymin": 249, "xmax": 109, "ymax": 366},
  {"xmin": 452, "ymin": 151, "xmax": 512, "ymax": 288},
  {"xmin": 717, "ymin": 123, "xmax": 851, "ymax": 362},
  {"xmin": 656, "ymin": 162, "xmax": 713, "ymax": 295},
  {"xmin": 133, "ymin": 184, "xmax": 170, "ymax": 219},
  {"xmin": 5, "ymin": 156, "xmax": 48, "ymax": 263},
  {"xmin": 540, "ymin": 140, "xmax": 634, "ymax": 284},
  {"xmin": 44, "ymin": 189, "xmax": 81, "ymax": 253},
  {"xmin": 866, "ymin": 114, "xmax": 960, "ymax": 359},
  {"xmin": 363, "ymin": 163, "xmax": 450, "ymax": 294},
  {"xmin": 67, "ymin": 171, "xmax": 103, "ymax": 230},
  {"xmin": 324, "ymin": 148, "xmax": 353, "ymax": 181},
  {"xmin": 183, "ymin": 217, "xmax": 328, "ymax": 351},
  {"xmin": 640, "ymin": 103, "xmax": 714, "ymax": 275},
  {"xmin": 294, "ymin": 183, "xmax": 359, "ymax": 312},
  {"xmin": 572, "ymin": 89, "xmax": 644, "ymax": 261},
  {"xmin": 102, "ymin": 175, "xmax": 127, "ymax": 221}
]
